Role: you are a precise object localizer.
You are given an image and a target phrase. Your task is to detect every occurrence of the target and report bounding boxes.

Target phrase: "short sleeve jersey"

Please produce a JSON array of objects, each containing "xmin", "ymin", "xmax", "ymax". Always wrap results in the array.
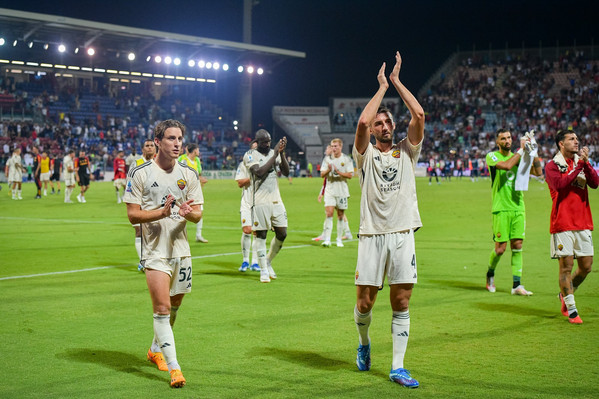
[
  {"xmin": 136, "ymin": 156, "xmax": 150, "ymax": 166},
  {"xmin": 352, "ymin": 139, "xmax": 422, "ymax": 235},
  {"xmin": 123, "ymin": 160, "xmax": 204, "ymax": 260},
  {"xmin": 7, "ymin": 154, "xmax": 22, "ymax": 173},
  {"xmin": 62, "ymin": 155, "xmax": 75, "ymax": 179},
  {"xmin": 243, "ymin": 148, "xmax": 282, "ymax": 206},
  {"xmin": 113, "ymin": 158, "xmax": 127, "ymax": 179},
  {"xmin": 75, "ymin": 157, "xmax": 90, "ymax": 176},
  {"xmin": 485, "ymin": 151, "xmax": 524, "ymax": 212},
  {"xmin": 322, "ymin": 153, "xmax": 353, "ymax": 198},
  {"xmin": 235, "ymin": 161, "xmax": 252, "ymax": 210}
]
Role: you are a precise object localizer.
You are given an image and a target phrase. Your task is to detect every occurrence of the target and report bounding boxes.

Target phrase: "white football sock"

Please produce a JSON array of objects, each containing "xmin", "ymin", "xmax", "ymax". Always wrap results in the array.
[
  {"xmin": 195, "ymin": 219, "xmax": 203, "ymax": 239},
  {"xmin": 391, "ymin": 310, "xmax": 410, "ymax": 369},
  {"xmin": 255, "ymin": 237, "xmax": 267, "ymax": 271},
  {"xmin": 241, "ymin": 233, "xmax": 252, "ymax": 263},
  {"xmin": 323, "ymin": 217, "xmax": 333, "ymax": 242},
  {"xmin": 251, "ymin": 237, "xmax": 258, "ymax": 265},
  {"xmin": 337, "ymin": 218, "xmax": 345, "ymax": 241},
  {"xmin": 354, "ymin": 306, "xmax": 372, "ymax": 345},
  {"xmin": 135, "ymin": 237, "xmax": 142, "ymax": 260},
  {"xmin": 153, "ymin": 314, "xmax": 179, "ymax": 371}
]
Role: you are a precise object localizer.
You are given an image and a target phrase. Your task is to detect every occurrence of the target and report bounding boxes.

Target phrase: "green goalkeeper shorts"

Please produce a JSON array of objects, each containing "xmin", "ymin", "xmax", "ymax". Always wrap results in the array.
[{"xmin": 492, "ymin": 211, "xmax": 525, "ymax": 242}]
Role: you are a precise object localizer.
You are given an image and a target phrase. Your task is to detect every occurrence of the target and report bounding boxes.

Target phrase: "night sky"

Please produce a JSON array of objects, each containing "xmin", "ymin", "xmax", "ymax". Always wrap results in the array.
[{"xmin": 0, "ymin": 0, "xmax": 596, "ymax": 128}]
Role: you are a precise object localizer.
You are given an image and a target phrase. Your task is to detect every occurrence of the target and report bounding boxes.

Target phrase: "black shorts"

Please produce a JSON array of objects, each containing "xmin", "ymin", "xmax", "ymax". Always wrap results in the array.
[
  {"xmin": 78, "ymin": 174, "xmax": 90, "ymax": 186},
  {"xmin": 50, "ymin": 172, "xmax": 60, "ymax": 181}
]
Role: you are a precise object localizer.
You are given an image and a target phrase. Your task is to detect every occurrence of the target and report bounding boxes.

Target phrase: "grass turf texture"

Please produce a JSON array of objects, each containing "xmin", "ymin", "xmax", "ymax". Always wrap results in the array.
[{"xmin": 0, "ymin": 176, "xmax": 597, "ymax": 398}]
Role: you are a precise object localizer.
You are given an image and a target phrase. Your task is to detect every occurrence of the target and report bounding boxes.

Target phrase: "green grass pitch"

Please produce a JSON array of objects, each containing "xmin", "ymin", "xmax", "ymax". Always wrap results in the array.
[{"xmin": 0, "ymin": 175, "xmax": 597, "ymax": 398}]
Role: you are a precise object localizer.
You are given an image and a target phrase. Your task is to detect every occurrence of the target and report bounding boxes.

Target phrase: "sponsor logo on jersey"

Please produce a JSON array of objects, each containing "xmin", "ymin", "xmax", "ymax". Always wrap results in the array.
[
  {"xmin": 392, "ymin": 150, "xmax": 401, "ymax": 158},
  {"xmin": 382, "ymin": 167, "xmax": 398, "ymax": 182},
  {"xmin": 125, "ymin": 181, "xmax": 133, "ymax": 193},
  {"xmin": 177, "ymin": 179, "xmax": 186, "ymax": 190},
  {"xmin": 151, "ymin": 181, "xmax": 159, "ymax": 187}
]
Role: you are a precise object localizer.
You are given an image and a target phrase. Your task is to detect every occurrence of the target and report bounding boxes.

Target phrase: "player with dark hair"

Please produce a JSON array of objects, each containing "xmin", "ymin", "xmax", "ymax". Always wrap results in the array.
[
  {"xmin": 545, "ymin": 130, "xmax": 599, "ymax": 324},
  {"xmin": 353, "ymin": 51, "xmax": 424, "ymax": 388},
  {"xmin": 75, "ymin": 149, "xmax": 91, "ymax": 203},
  {"xmin": 485, "ymin": 128, "xmax": 542, "ymax": 295},
  {"xmin": 243, "ymin": 129, "xmax": 289, "ymax": 283}
]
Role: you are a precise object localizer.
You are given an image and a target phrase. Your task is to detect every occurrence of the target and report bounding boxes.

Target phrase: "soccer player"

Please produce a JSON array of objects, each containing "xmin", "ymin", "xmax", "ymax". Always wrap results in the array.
[
  {"xmin": 62, "ymin": 149, "xmax": 76, "ymax": 203},
  {"xmin": 113, "ymin": 150, "xmax": 127, "ymax": 203},
  {"xmin": 236, "ymin": 141, "xmax": 259, "ymax": 272},
  {"xmin": 319, "ymin": 138, "xmax": 354, "ymax": 247},
  {"xmin": 545, "ymin": 130, "xmax": 599, "ymax": 324},
  {"xmin": 32, "ymin": 146, "xmax": 42, "ymax": 199},
  {"xmin": 75, "ymin": 150, "xmax": 91, "ymax": 203},
  {"xmin": 485, "ymin": 129, "xmax": 542, "ymax": 295},
  {"xmin": 124, "ymin": 119, "xmax": 203, "ymax": 388},
  {"xmin": 313, "ymin": 179, "xmax": 354, "ymax": 242},
  {"xmin": 36, "ymin": 151, "xmax": 51, "ymax": 196},
  {"xmin": 133, "ymin": 139, "xmax": 157, "ymax": 271},
  {"xmin": 243, "ymin": 129, "xmax": 289, "ymax": 283},
  {"xmin": 49, "ymin": 154, "xmax": 61, "ymax": 194},
  {"xmin": 353, "ymin": 51, "xmax": 424, "ymax": 388},
  {"xmin": 178, "ymin": 144, "xmax": 209, "ymax": 243},
  {"xmin": 5, "ymin": 147, "xmax": 24, "ymax": 200}
]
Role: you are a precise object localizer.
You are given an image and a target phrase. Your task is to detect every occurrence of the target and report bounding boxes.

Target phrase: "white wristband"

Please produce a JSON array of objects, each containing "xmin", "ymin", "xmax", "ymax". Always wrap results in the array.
[{"xmin": 517, "ymin": 148, "xmax": 524, "ymax": 156}]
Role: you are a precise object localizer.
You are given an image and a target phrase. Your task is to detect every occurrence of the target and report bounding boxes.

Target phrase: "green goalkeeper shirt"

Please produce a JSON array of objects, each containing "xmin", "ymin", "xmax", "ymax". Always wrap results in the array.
[{"xmin": 485, "ymin": 151, "xmax": 525, "ymax": 213}]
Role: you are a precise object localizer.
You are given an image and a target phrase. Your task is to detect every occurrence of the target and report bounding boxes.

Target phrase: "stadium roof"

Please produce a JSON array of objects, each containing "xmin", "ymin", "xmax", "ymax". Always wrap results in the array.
[{"xmin": 0, "ymin": 7, "xmax": 306, "ymax": 72}]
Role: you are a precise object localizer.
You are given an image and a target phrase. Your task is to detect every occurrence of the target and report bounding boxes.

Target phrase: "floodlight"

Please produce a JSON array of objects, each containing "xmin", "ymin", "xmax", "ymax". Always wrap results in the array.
[
  {"xmin": 206, "ymin": 62, "xmax": 212, "ymax": 69},
  {"xmin": 188, "ymin": 60, "xmax": 195, "ymax": 67},
  {"xmin": 164, "ymin": 56, "xmax": 172, "ymax": 64},
  {"xmin": 198, "ymin": 60, "xmax": 205, "ymax": 68},
  {"xmin": 233, "ymin": 120, "xmax": 238, "ymax": 126},
  {"xmin": 247, "ymin": 66, "xmax": 254, "ymax": 74},
  {"xmin": 43, "ymin": 43, "xmax": 49, "ymax": 50},
  {"xmin": 173, "ymin": 57, "xmax": 181, "ymax": 66},
  {"xmin": 12, "ymin": 40, "xmax": 17, "ymax": 46},
  {"xmin": 223, "ymin": 64, "xmax": 229, "ymax": 71},
  {"xmin": 127, "ymin": 52, "xmax": 135, "ymax": 61},
  {"xmin": 0, "ymin": 38, "xmax": 4, "ymax": 46},
  {"xmin": 257, "ymin": 68, "xmax": 264, "ymax": 75},
  {"xmin": 213, "ymin": 62, "xmax": 220, "ymax": 70},
  {"xmin": 28, "ymin": 41, "xmax": 33, "ymax": 48},
  {"xmin": 146, "ymin": 56, "xmax": 151, "ymax": 62},
  {"xmin": 237, "ymin": 66, "xmax": 244, "ymax": 73},
  {"xmin": 58, "ymin": 44, "xmax": 66, "ymax": 53},
  {"xmin": 74, "ymin": 47, "xmax": 79, "ymax": 54},
  {"xmin": 154, "ymin": 55, "xmax": 162, "ymax": 63},
  {"xmin": 87, "ymin": 48, "xmax": 95, "ymax": 56}
]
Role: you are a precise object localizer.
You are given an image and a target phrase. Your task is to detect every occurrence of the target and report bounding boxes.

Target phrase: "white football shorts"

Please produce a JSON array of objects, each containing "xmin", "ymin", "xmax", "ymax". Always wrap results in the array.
[
  {"xmin": 550, "ymin": 230, "xmax": 594, "ymax": 258},
  {"xmin": 324, "ymin": 192, "xmax": 348, "ymax": 210},
  {"xmin": 355, "ymin": 230, "xmax": 417, "ymax": 286},
  {"xmin": 252, "ymin": 202, "xmax": 287, "ymax": 231},
  {"xmin": 142, "ymin": 257, "xmax": 193, "ymax": 296}
]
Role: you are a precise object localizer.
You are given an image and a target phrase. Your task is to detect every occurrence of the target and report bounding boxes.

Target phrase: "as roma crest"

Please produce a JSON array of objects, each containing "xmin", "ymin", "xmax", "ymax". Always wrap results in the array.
[
  {"xmin": 177, "ymin": 179, "xmax": 187, "ymax": 190},
  {"xmin": 392, "ymin": 150, "xmax": 401, "ymax": 158}
]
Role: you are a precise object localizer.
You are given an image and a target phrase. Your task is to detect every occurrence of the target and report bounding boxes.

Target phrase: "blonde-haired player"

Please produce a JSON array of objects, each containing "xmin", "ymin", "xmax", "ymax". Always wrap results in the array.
[{"xmin": 319, "ymin": 138, "xmax": 354, "ymax": 247}]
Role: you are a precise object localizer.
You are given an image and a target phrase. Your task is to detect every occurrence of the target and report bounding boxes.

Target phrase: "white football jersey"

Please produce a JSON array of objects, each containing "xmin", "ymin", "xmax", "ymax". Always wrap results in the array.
[
  {"xmin": 62, "ymin": 155, "xmax": 75, "ymax": 180},
  {"xmin": 7, "ymin": 154, "xmax": 23, "ymax": 181},
  {"xmin": 123, "ymin": 160, "xmax": 204, "ymax": 260},
  {"xmin": 353, "ymin": 139, "xmax": 422, "ymax": 235},
  {"xmin": 243, "ymin": 148, "xmax": 283, "ymax": 206},
  {"xmin": 321, "ymin": 152, "xmax": 353, "ymax": 198},
  {"xmin": 235, "ymin": 161, "xmax": 252, "ymax": 210}
]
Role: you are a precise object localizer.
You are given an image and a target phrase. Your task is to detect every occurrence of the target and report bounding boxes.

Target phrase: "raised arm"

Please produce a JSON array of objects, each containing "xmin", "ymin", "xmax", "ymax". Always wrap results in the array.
[
  {"xmin": 355, "ymin": 63, "xmax": 389, "ymax": 155},
  {"xmin": 389, "ymin": 51, "xmax": 424, "ymax": 146}
]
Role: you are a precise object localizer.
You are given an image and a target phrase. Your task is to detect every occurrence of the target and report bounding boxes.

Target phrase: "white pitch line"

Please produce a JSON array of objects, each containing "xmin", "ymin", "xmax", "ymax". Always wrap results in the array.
[{"xmin": 0, "ymin": 243, "xmax": 317, "ymax": 281}]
